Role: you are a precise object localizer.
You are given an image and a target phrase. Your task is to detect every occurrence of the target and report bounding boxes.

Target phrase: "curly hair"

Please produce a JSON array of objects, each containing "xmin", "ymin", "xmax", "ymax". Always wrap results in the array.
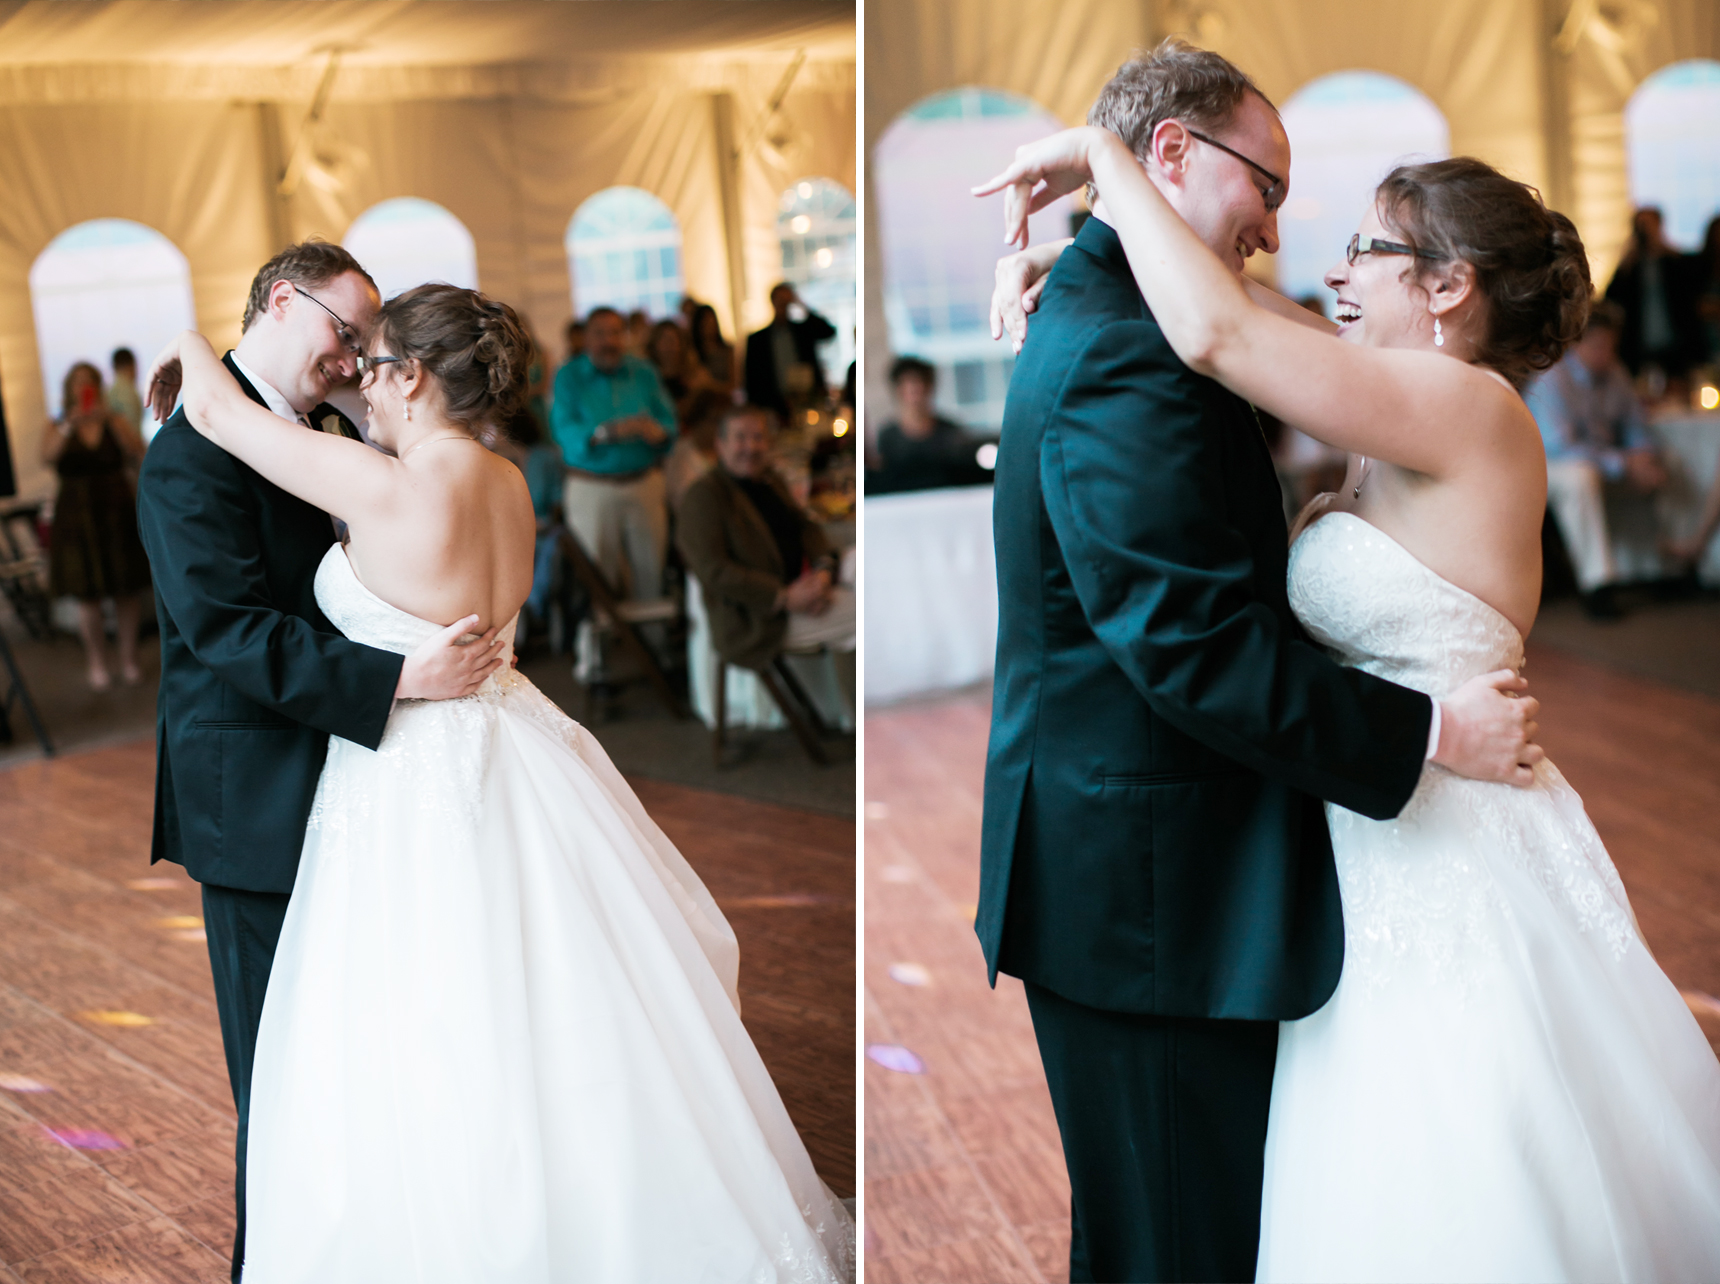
[
  {"xmin": 1374, "ymin": 158, "xmax": 1591, "ymax": 389},
  {"xmin": 370, "ymin": 284, "xmax": 532, "ymax": 432}
]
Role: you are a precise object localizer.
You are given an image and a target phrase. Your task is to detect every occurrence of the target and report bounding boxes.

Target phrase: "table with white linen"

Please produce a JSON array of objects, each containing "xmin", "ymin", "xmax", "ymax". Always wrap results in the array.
[
  {"xmin": 863, "ymin": 485, "xmax": 996, "ymax": 706},
  {"xmin": 1651, "ymin": 412, "xmax": 1720, "ymax": 586}
]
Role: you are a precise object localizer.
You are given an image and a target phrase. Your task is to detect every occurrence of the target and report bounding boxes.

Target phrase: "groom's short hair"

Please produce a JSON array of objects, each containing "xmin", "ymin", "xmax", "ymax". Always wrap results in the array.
[
  {"xmin": 241, "ymin": 240, "xmax": 378, "ymax": 333},
  {"xmin": 1089, "ymin": 38, "xmax": 1275, "ymax": 171}
]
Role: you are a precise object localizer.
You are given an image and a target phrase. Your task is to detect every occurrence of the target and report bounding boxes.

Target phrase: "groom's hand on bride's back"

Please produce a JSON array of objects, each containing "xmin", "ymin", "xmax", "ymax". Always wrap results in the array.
[
  {"xmin": 1432, "ymin": 670, "xmax": 1543, "ymax": 788},
  {"xmin": 395, "ymin": 616, "xmax": 507, "ymax": 700}
]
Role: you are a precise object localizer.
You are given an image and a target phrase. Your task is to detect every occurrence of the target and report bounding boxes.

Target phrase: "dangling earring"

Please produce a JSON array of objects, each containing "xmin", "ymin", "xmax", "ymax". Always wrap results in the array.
[
  {"xmin": 404, "ymin": 401, "xmax": 412, "ymax": 423},
  {"xmin": 1433, "ymin": 317, "xmax": 1445, "ymax": 348}
]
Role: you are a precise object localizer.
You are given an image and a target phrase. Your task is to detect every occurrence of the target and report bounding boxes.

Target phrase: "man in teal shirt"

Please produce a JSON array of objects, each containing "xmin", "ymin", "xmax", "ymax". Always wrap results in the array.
[{"xmin": 552, "ymin": 304, "xmax": 677, "ymax": 608}]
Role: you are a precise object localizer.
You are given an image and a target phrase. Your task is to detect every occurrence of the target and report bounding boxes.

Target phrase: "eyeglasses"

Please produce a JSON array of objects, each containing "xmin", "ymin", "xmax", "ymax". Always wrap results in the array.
[
  {"xmin": 355, "ymin": 353, "xmax": 406, "ymax": 381},
  {"xmin": 1185, "ymin": 128, "xmax": 1285, "ymax": 213},
  {"xmin": 291, "ymin": 283, "xmax": 361, "ymax": 353},
  {"xmin": 1346, "ymin": 233, "xmax": 1444, "ymax": 266}
]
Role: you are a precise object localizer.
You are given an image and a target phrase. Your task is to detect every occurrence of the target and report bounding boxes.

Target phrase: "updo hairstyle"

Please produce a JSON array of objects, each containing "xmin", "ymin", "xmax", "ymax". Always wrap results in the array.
[
  {"xmin": 1374, "ymin": 157, "xmax": 1591, "ymax": 389},
  {"xmin": 370, "ymin": 283, "xmax": 532, "ymax": 432}
]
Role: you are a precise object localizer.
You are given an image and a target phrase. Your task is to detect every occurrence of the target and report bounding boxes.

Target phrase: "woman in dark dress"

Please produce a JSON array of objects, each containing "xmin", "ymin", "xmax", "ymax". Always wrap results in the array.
[{"xmin": 41, "ymin": 361, "xmax": 149, "ymax": 688}]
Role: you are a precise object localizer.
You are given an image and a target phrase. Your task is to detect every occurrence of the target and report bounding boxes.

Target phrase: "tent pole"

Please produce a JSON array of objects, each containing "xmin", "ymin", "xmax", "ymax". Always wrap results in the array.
[
  {"xmin": 256, "ymin": 102, "xmax": 293, "ymax": 253},
  {"xmin": 1539, "ymin": 0, "xmax": 1577, "ymax": 217},
  {"xmin": 710, "ymin": 92, "xmax": 749, "ymax": 353}
]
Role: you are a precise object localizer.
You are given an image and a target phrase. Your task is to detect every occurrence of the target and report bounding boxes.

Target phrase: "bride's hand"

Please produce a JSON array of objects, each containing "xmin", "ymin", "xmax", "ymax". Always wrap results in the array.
[
  {"xmin": 991, "ymin": 239, "xmax": 1071, "ymax": 353},
  {"xmin": 973, "ymin": 126, "xmax": 1121, "ymax": 249},
  {"xmin": 145, "ymin": 334, "xmax": 189, "ymax": 424}
]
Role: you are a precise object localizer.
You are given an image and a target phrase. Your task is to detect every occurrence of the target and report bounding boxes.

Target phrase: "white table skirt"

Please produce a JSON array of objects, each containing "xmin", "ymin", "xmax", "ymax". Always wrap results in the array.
[
  {"xmin": 1652, "ymin": 414, "xmax": 1720, "ymax": 585},
  {"xmin": 863, "ymin": 486, "xmax": 997, "ymax": 706}
]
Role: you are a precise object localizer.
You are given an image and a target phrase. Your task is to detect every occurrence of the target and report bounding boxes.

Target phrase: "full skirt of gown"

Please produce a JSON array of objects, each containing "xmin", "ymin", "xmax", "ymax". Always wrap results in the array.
[{"xmin": 242, "ymin": 547, "xmax": 853, "ymax": 1282}]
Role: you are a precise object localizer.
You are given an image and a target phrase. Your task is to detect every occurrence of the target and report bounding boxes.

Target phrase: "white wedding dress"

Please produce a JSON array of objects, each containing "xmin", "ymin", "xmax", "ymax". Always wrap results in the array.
[
  {"xmin": 243, "ymin": 546, "xmax": 854, "ymax": 1283},
  {"xmin": 1256, "ymin": 512, "xmax": 1720, "ymax": 1283}
]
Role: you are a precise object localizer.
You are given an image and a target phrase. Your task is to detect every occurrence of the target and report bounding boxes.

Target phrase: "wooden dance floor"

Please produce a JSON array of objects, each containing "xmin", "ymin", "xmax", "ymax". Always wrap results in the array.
[
  {"xmin": 0, "ymin": 741, "xmax": 853, "ymax": 1282},
  {"xmin": 863, "ymin": 643, "xmax": 1720, "ymax": 1284}
]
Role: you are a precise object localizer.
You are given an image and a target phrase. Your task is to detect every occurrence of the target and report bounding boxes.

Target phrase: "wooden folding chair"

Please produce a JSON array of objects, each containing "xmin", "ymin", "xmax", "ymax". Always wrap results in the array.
[
  {"xmin": 556, "ymin": 528, "xmax": 688, "ymax": 722},
  {"xmin": 712, "ymin": 647, "xmax": 835, "ymax": 768}
]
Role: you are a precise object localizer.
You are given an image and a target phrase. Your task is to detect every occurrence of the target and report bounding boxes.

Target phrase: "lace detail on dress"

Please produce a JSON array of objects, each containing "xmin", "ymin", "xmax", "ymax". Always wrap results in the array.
[
  {"xmin": 1288, "ymin": 514, "xmax": 1638, "ymax": 993},
  {"xmin": 764, "ymin": 1197, "xmax": 856, "ymax": 1284}
]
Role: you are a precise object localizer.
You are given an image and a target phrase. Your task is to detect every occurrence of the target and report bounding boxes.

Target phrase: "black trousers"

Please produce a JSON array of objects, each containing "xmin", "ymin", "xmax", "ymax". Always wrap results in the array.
[
  {"xmin": 201, "ymin": 882, "xmax": 291, "ymax": 1284},
  {"xmin": 1023, "ymin": 982, "xmax": 1278, "ymax": 1284}
]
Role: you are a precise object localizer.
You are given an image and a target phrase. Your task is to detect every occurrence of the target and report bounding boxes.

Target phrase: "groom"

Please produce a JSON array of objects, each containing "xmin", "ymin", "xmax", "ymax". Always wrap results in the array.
[
  {"xmin": 136, "ymin": 240, "xmax": 504, "ymax": 1281},
  {"xmin": 977, "ymin": 42, "xmax": 1541, "ymax": 1284}
]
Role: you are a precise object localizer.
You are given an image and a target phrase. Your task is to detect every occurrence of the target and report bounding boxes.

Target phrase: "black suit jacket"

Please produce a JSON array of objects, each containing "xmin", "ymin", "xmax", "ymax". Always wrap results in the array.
[
  {"xmin": 977, "ymin": 219, "xmax": 1432, "ymax": 1021},
  {"xmin": 136, "ymin": 354, "xmax": 401, "ymax": 894},
  {"xmin": 744, "ymin": 310, "xmax": 837, "ymax": 420}
]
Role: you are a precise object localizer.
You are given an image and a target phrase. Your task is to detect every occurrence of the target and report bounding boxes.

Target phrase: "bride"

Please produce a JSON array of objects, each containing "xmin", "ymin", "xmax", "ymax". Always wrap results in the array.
[
  {"xmin": 146, "ymin": 286, "xmax": 853, "ymax": 1283},
  {"xmin": 978, "ymin": 130, "xmax": 1720, "ymax": 1279}
]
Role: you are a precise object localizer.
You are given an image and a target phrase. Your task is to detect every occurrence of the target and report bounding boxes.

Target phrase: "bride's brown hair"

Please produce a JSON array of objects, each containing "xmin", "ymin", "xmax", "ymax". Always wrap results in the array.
[
  {"xmin": 370, "ymin": 284, "xmax": 531, "ymax": 432},
  {"xmin": 1374, "ymin": 158, "xmax": 1591, "ymax": 389}
]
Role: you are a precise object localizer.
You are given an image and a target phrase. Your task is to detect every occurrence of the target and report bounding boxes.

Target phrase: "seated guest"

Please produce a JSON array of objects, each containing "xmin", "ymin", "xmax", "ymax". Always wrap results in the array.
[
  {"xmin": 677, "ymin": 405, "xmax": 854, "ymax": 715},
  {"xmin": 868, "ymin": 356, "xmax": 993, "ymax": 494},
  {"xmin": 1526, "ymin": 301, "xmax": 1669, "ymax": 618},
  {"xmin": 1604, "ymin": 207, "xmax": 1706, "ymax": 381},
  {"xmin": 744, "ymin": 283, "xmax": 836, "ymax": 423},
  {"xmin": 551, "ymin": 306, "xmax": 677, "ymax": 680}
]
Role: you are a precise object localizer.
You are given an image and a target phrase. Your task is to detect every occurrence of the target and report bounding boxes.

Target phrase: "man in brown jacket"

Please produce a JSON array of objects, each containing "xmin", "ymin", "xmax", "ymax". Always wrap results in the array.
[{"xmin": 676, "ymin": 406, "xmax": 854, "ymax": 706}]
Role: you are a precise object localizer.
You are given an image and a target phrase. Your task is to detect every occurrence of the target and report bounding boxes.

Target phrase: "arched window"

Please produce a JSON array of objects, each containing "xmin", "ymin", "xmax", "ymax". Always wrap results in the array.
[
  {"xmin": 1275, "ymin": 72, "xmax": 1450, "ymax": 305},
  {"xmin": 342, "ymin": 198, "xmax": 478, "ymax": 302},
  {"xmin": 1625, "ymin": 59, "xmax": 1720, "ymax": 250},
  {"xmin": 28, "ymin": 219, "xmax": 196, "ymax": 441},
  {"xmin": 777, "ymin": 178, "xmax": 857, "ymax": 393},
  {"xmin": 874, "ymin": 88, "xmax": 1078, "ymax": 429},
  {"xmin": 566, "ymin": 187, "xmax": 684, "ymax": 321}
]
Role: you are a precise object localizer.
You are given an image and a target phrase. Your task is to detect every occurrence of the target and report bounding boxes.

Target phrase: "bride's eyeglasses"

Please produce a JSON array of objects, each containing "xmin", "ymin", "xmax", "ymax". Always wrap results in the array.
[
  {"xmin": 356, "ymin": 354, "xmax": 407, "ymax": 381},
  {"xmin": 1184, "ymin": 128, "xmax": 1286, "ymax": 214},
  {"xmin": 1346, "ymin": 234, "xmax": 1444, "ymax": 265}
]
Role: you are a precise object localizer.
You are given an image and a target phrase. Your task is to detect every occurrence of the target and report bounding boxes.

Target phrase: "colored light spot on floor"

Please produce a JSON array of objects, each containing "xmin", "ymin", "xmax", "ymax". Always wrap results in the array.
[
  {"xmin": 866, "ymin": 1044, "xmax": 925, "ymax": 1074},
  {"xmin": 722, "ymin": 894, "xmax": 828, "ymax": 909},
  {"xmin": 888, "ymin": 963, "xmax": 931, "ymax": 987},
  {"xmin": 864, "ymin": 802, "xmax": 890, "ymax": 820},
  {"xmin": 79, "ymin": 1010, "xmax": 155, "ymax": 1027},
  {"xmin": 155, "ymin": 916, "xmax": 204, "ymax": 930},
  {"xmin": 958, "ymin": 903, "xmax": 978, "ymax": 922},
  {"xmin": 0, "ymin": 1075, "xmax": 51, "ymax": 1093},
  {"xmin": 43, "ymin": 1127, "xmax": 127, "ymax": 1151},
  {"xmin": 172, "ymin": 929, "xmax": 208, "ymax": 942},
  {"xmin": 126, "ymin": 878, "xmax": 180, "ymax": 891},
  {"xmin": 879, "ymin": 865, "xmax": 915, "ymax": 883}
]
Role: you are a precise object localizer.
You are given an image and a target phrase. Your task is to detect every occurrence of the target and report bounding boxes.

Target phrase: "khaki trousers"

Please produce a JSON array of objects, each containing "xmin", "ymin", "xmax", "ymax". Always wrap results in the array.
[{"xmin": 562, "ymin": 469, "xmax": 668, "ymax": 600}]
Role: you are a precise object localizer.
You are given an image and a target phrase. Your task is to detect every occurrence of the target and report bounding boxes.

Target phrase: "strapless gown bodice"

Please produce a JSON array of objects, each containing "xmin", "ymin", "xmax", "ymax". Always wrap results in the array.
[
  {"xmin": 1288, "ymin": 510, "xmax": 1523, "ymax": 698},
  {"xmin": 1257, "ymin": 512, "xmax": 1720, "ymax": 1283},
  {"xmin": 315, "ymin": 543, "xmax": 519, "ymax": 689}
]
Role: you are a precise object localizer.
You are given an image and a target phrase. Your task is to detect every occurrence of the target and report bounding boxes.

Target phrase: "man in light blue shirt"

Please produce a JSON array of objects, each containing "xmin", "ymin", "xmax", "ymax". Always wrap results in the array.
[
  {"xmin": 552, "ymin": 306, "xmax": 678, "ymax": 626},
  {"xmin": 1525, "ymin": 301, "xmax": 1667, "ymax": 617}
]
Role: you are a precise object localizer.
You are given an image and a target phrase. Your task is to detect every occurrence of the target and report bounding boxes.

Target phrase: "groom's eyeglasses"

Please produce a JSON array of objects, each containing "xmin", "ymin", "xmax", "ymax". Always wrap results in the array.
[
  {"xmin": 355, "ymin": 353, "xmax": 407, "ymax": 381},
  {"xmin": 1346, "ymin": 234, "xmax": 1445, "ymax": 265},
  {"xmin": 291, "ymin": 283, "xmax": 361, "ymax": 353},
  {"xmin": 1185, "ymin": 128, "xmax": 1286, "ymax": 214}
]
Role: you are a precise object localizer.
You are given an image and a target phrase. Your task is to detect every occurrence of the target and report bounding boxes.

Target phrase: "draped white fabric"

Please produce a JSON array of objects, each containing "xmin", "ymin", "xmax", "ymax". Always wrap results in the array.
[{"xmin": 0, "ymin": 0, "xmax": 855, "ymax": 499}]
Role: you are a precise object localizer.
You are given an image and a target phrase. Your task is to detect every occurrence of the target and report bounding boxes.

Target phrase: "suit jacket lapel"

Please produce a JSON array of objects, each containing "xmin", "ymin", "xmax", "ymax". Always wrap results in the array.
[{"xmin": 222, "ymin": 351, "xmax": 271, "ymax": 411}]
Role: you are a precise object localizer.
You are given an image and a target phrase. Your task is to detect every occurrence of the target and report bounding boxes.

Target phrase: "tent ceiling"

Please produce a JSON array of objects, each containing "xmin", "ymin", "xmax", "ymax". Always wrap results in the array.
[
  {"xmin": 0, "ymin": 1, "xmax": 855, "ymax": 101},
  {"xmin": 0, "ymin": 0, "xmax": 853, "ymax": 65}
]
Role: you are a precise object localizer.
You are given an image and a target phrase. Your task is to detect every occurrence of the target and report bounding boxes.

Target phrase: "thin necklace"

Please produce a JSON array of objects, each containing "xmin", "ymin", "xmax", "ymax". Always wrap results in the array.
[
  {"xmin": 1353, "ymin": 457, "xmax": 1370, "ymax": 499},
  {"xmin": 400, "ymin": 433, "xmax": 472, "ymax": 462}
]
